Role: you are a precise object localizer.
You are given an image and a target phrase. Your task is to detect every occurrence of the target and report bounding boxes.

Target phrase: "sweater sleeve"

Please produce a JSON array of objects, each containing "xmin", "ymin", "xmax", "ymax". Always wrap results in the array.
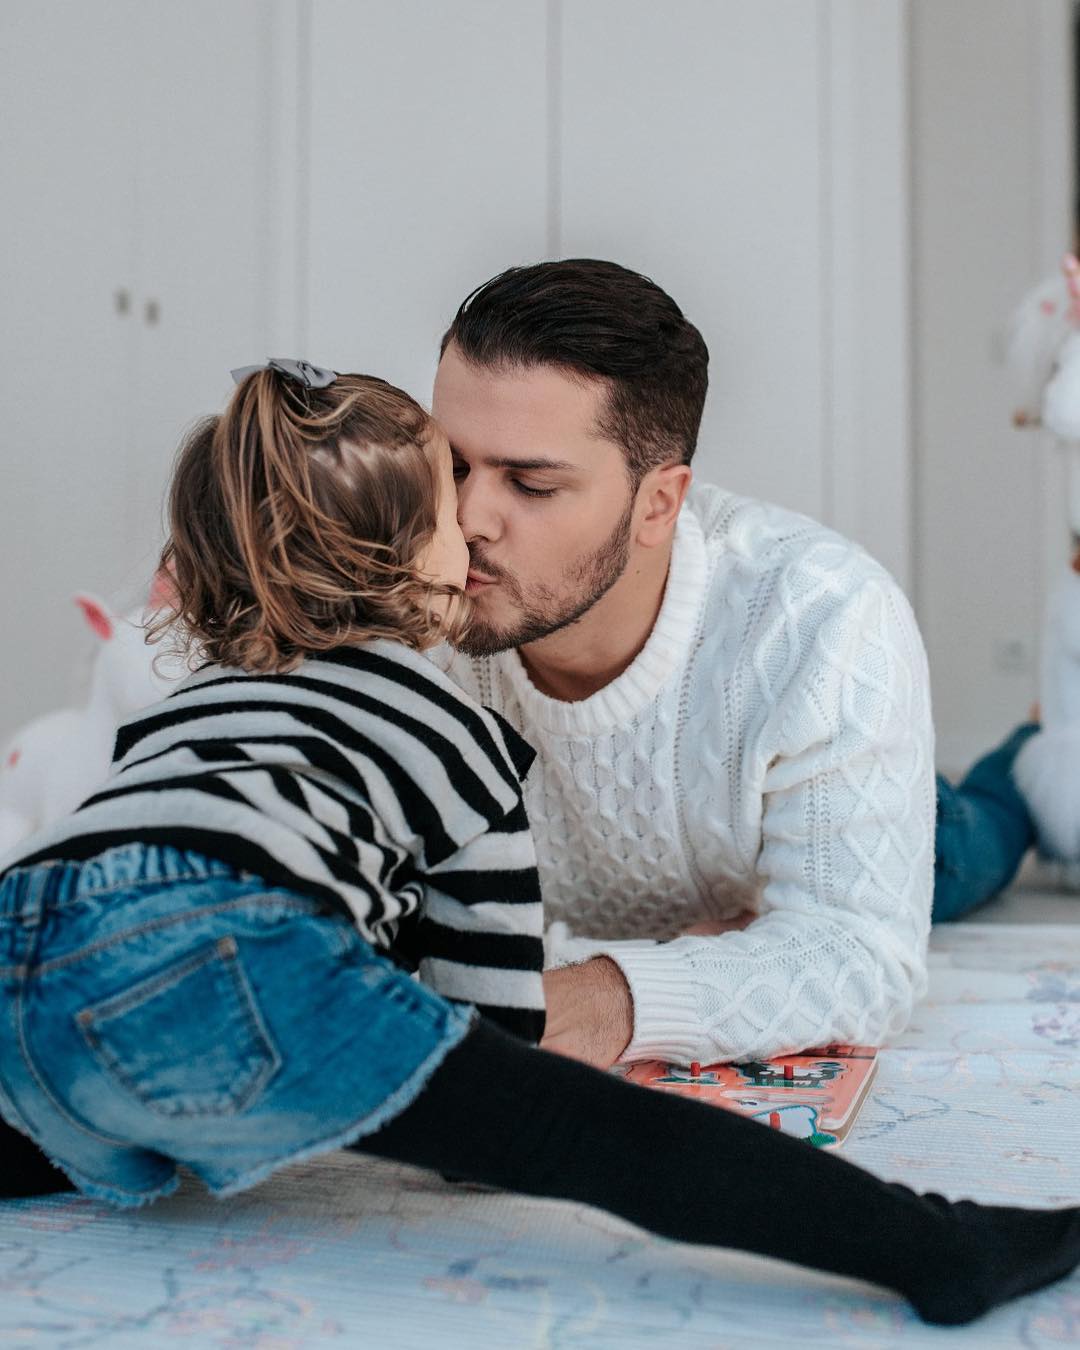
[
  {"xmin": 412, "ymin": 796, "xmax": 546, "ymax": 1045},
  {"xmin": 601, "ymin": 572, "xmax": 936, "ymax": 1065}
]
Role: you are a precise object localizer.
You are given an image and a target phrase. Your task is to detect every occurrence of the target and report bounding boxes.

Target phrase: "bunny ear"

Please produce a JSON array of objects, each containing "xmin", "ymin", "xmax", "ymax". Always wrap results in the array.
[{"xmin": 73, "ymin": 593, "xmax": 114, "ymax": 641}]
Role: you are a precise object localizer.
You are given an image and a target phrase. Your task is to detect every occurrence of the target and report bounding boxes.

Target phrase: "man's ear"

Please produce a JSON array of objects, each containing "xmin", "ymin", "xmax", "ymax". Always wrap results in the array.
[{"xmin": 636, "ymin": 464, "xmax": 693, "ymax": 548}]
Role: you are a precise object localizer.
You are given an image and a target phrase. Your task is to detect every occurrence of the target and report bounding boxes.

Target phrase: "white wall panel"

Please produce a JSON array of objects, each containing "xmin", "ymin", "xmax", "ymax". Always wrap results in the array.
[
  {"xmin": 911, "ymin": 0, "xmax": 1073, "ymax": 771},
  {"xmin": 822, "ymin": 0, "xmax": 911, "ymax": 593},
  {"xmin": 0, "ymin": 1, "xmax": 277, "ymax": 738},
  {"xmin": 557, "ymin": 0, "xmax": 828, "ymax": 522},
  {"xmin": 16, "ymin": 0, "xmax": 1055, "ymax": 786},
  {"xmin": 128, "ymin": 0, "xmax": 275, "ymax": 587},
  {"xmin": 0, "ymin": 2, "xmax": 140, "ymax": 728},
  {"xmin": 304, "ymin": 0, "xmax": 550, "ymax": 406}
]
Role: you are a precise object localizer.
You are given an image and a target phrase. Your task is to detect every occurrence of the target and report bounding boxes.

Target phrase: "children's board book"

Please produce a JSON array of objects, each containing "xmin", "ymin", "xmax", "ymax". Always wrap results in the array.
[{"xmin": 619, "ymin": 1045, "xmax": 879, "ymax": 1149}]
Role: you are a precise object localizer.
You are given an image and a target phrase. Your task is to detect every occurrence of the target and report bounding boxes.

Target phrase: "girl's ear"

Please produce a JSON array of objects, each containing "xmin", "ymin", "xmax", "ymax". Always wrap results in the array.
[
  {"xmin": 148, "ymin": 565, "xmax": 178, "ymax": 612},
  {"xmin": 73, "ymin": 593, "xmax": 114, "ymax": 641}
]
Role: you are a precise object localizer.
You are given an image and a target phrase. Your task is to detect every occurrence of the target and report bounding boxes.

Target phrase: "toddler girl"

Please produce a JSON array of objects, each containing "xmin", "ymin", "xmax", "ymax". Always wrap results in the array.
[{"xmin": 1, "ymin": 359, "xmax": 1078, "ymax": 1326}]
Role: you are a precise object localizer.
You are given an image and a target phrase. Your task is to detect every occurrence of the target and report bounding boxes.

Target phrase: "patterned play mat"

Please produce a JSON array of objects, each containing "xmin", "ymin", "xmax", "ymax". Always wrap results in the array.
[{"xmin": 2, "ymin": 920, "xmax": 1079, "ymax": 1348}]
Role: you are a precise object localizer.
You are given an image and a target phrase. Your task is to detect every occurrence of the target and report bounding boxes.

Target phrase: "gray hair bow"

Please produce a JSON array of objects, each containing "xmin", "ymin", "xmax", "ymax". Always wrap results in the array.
[{"xmin": 230, "ymin": 358, "xmax": 337, "ymax": 390}]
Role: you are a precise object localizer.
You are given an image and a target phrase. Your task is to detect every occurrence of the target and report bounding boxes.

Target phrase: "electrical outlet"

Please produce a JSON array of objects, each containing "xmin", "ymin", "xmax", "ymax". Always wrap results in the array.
[{"xmin": 993, "ymin": 638, "xmax": 1032, "ymax": 674}]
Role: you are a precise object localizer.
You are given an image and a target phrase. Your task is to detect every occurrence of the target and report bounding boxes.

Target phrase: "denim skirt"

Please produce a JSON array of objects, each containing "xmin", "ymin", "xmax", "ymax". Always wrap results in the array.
[{"xmin": 0, "ymin": 842, "xmax": 473, "ymax": 1207}]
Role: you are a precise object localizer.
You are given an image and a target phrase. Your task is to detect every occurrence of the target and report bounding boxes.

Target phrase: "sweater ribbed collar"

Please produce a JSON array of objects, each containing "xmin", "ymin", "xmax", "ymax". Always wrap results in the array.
[{"xmin": 497, "ymin": 504, "xmax": 709, "ymax": 736}]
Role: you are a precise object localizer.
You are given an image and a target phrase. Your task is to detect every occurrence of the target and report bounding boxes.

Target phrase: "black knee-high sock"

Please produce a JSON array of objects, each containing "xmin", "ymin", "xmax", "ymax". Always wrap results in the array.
[
  {"xmin": 354, "ymin": 1019, "xmax": 1080, "ymax": 1327},
  {"xmin": 0, "ymin": 1115, "xmax": 75, "ymax": 1198}
]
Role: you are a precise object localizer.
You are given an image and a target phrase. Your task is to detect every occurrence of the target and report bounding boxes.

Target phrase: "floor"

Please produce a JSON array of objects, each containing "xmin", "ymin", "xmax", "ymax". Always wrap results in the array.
[{"xmin": 1, "ymin": 884, "xmax": 1078, "ymax": 1349}]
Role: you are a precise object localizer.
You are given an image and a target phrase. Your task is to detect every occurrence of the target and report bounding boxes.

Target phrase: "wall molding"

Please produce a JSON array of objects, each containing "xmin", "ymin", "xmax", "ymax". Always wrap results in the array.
[
  {"xmin": 1033, "ymin": 0, "xmax": 1076, "ymax": 608},
  {"xmin": 820, "ymin": 0, "xmax": 912, "ymax": 594},
  {"xmin": 264, "ymin": 0, "xmax": 309, "ymax": 353}
]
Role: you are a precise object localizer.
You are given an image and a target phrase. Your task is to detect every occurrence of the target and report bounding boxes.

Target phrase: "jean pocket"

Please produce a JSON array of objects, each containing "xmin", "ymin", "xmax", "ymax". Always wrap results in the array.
[{"xmin": 75, "ymin": 935, "xmax": 281, "ymax": 1118}]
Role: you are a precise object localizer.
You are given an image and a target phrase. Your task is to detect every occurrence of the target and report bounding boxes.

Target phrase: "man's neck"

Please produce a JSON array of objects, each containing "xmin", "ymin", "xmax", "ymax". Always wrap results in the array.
[{"xmin": 517, "ymin": 540, "xmax": 673, "ymax": 702}]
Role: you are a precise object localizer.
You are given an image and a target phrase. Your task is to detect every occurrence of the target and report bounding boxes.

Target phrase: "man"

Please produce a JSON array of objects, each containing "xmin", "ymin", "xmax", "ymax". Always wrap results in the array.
[{"xmin": 431, "ymin": 258, "xmax": 1037, "ymax": 1071}]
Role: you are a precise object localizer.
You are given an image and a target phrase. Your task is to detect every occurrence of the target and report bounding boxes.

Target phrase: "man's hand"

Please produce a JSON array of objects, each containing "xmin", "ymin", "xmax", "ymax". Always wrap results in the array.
[{"xmin": 540, "ymin": 956, "xmax": 633, "ymax": 1069}]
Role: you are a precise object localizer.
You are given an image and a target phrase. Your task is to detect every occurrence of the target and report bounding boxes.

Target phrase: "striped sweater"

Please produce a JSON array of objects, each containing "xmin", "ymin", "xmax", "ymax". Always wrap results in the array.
[{"xmin": 0, "ymin": 639, "xmax": 545, "ymax": 1042}]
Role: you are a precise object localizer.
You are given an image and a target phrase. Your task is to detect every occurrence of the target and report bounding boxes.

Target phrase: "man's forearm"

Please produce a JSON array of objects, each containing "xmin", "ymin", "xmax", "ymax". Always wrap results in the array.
[{"xmin": 598, "ymin": 913, "xmax": 921, "ymax": 1065}]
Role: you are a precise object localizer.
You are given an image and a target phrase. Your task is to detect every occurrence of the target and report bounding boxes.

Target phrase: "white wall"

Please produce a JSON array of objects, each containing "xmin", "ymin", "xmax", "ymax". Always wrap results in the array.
[
  {"xmin": 8, "ymin": 0, "xmax": 1059, "ymax": 781},
  {"xmin": 0, "ymin": 0, "xmax": 273, "ymax": 734},
  {"xmin": 299, "ymin": 1, "xmax": 911, "ymax": 592},
  {"xmin": 556, "ymin": 1, "xmax": 828, "ymax": 519},
  {"xmin": 0, "ymin": 2, "xmax": 140, "ymax": 722},
  {"xmin": 911, "ymin": 0, "xmax": 1073, "ymax": 772},
  {"xmin": 555, "ymin": 0, "xmax": 911, "ymax": 588},
  {"xmin": 301, "ymin": 1, "xmax": 550, "ymax": 399}
]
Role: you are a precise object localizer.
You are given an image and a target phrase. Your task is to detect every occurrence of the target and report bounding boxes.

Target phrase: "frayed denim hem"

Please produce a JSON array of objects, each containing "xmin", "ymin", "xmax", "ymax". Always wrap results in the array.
[
  {"xmin": 53, "ymin": 1162, "xmax": 180, "ymax": 1210},
  {"xmin": 201, "ymin": 1005, "xmax": 476, "ymax": 1200}
]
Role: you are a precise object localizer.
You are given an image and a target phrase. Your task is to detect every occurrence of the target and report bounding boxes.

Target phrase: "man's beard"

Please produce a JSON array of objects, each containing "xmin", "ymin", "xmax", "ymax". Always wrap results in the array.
[{"xmin": 454, "ymin": 498, "xmax": 635, "ymax": 658}]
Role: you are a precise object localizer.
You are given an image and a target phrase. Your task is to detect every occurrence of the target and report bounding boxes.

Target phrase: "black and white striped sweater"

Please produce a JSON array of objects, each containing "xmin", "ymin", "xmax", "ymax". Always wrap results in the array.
[{"xmin": 0, "ymin": 639, "xmax": 545, "ymax": 1042}]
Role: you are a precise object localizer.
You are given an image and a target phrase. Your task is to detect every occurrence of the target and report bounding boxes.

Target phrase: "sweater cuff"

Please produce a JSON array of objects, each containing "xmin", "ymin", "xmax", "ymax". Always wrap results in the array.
[{"xmin": 600, "ymin": 943, "xmax": 704, "ymax": 1066}]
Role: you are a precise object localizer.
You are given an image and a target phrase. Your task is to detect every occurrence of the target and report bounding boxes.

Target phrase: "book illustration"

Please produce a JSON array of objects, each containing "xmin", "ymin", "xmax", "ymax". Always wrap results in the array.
[
  {"xmin": 654, "ymin": 1058, "xmax": 846, "ymax": 1089},
  {"xmin": 718, "ymin": 1095, "xmax": 837, "ymax": 1148},
  {"xmin": 623, "ymin": 1044, "xmax": 878, "ymax": 1149}
]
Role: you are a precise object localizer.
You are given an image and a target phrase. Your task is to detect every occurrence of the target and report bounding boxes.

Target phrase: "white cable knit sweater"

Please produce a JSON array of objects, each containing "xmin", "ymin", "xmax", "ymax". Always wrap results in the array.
[{"xmin": 434, "ymin": 482, "xmax": 936, "ymax": 1065}]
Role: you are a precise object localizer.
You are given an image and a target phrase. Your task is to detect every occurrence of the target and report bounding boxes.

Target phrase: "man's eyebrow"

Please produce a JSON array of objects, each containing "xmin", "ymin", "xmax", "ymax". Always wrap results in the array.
[{"xmin": 451, "ymin": 450, "xmax": 578, "ymax": 473}]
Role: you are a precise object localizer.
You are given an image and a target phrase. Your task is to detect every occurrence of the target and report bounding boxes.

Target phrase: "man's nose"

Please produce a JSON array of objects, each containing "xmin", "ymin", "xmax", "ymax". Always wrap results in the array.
[{"xmin": 455, "ymin": 472, "xmax": 500, "ymax": 543}]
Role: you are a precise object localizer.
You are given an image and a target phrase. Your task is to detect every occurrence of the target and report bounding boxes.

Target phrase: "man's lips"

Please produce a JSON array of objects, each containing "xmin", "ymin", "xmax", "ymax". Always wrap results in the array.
[{"xmin": 465, "ymin": 569, "xmax": 498, "ymax": 592}]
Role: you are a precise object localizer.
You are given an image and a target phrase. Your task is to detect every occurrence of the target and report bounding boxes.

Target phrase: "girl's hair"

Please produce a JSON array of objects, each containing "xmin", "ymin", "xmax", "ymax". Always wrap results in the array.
[{"xmin": 147, "ymin": 369, "xmax": 471, "ymax": 674}]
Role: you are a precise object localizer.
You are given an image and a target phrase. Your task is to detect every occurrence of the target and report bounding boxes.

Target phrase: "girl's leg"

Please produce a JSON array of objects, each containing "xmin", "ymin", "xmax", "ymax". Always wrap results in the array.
[
  {"xmin": 355, "ymin": 1018, "xmax": 1080, "ymax": 1327},
  {"xmin": 932, "ymin": 723, "xmax": 1040, "ymax": 922},
  {"xmin": 0, "ymin": 1115, "xmax": 74, "ymax": 1197}
]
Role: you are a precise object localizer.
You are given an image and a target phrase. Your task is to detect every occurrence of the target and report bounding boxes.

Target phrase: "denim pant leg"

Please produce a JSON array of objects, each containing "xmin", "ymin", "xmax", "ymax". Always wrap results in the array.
[{"xmin": 933, "ymin": 723, "xmax": 1040, "ymax": 922}]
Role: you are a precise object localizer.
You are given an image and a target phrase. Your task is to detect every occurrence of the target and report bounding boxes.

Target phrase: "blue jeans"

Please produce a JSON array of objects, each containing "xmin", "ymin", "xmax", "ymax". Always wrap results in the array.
[
  {"xmin": 933, "ymin": 723, "xmax": 1041, "ymax": 922},
  {"xmin": 0, "ymin": 842, "xmax": 472, "ymax": 1207}
]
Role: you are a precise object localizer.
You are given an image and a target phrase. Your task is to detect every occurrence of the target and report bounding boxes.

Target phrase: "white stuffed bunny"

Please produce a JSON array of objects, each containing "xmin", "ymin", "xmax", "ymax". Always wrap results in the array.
[
  {"xmin": 0, "ymin": 573, "xmax": 189, "ymax": 857},
  {"xmin": 1007, "ymin": 255, "xmax": 1080, "ymax": 864}
]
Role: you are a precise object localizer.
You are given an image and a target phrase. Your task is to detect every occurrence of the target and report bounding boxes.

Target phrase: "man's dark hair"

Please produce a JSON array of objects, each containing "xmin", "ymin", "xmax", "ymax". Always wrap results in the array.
[{"xmin": 440, "ymin": 259, "xmax": 709, "ymax": 484}]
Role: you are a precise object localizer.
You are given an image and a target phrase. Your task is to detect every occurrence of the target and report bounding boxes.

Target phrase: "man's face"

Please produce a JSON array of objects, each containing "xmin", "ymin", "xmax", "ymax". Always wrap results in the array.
[{"xmin": 432, "ymin": 343, "xmax": 637, "ymax": 656}]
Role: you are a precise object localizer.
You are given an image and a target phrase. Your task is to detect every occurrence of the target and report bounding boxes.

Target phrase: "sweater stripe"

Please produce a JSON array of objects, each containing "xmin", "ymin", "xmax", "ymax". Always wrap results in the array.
[
  {"xmin": 313, "ymin": 647, "xmax": 524, "ymax": 796},
  {"xmin": 413, "ymin": 921, "xmax": 544, "ymax": 970},
  {"xmin": 419, "ymin": 957, "xmax": 544, "ymax": 1008},
  {"xmin": 424, "ymin": 868, "xmax": 543, "ymax": 906}
]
